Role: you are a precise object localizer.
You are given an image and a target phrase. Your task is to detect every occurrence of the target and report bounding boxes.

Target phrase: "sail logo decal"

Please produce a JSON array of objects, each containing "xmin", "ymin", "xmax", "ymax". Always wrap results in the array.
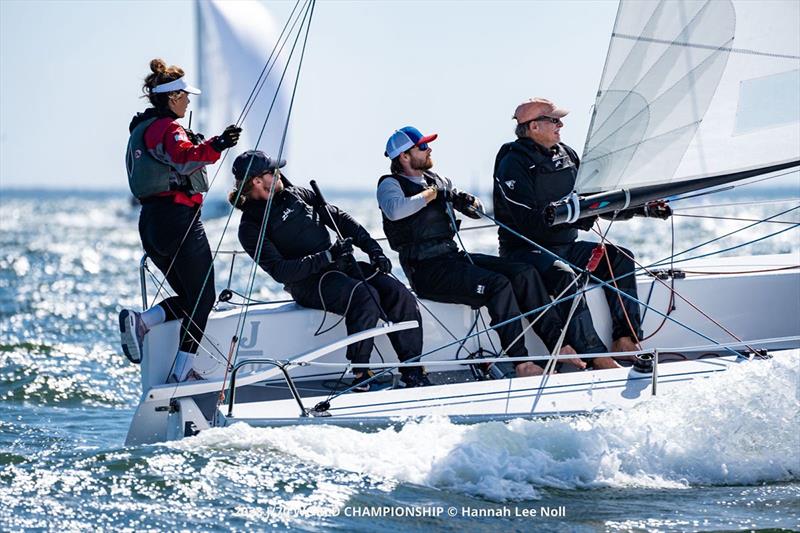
[
  {"xmin": 281, "ymin": 208, "xmax": 294, "ymax": 221},
  {"xmin": 238, "ymin": 321, "xmax": 263, "ymax": 357},
  {"xmin": 589, "ymin": 201, "xmax": 610, "ymax": 209}
]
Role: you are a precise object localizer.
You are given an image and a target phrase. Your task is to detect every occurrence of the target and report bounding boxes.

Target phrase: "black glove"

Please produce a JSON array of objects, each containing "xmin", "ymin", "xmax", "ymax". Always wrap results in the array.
[
  {"xmin": 329, "ymin": 237, "xmax": 354, "ymax": 260},
  {"xmin": 643, "ymin": 200, "xmax": 672, "ymax": 220},
  {"xmin": 329, "ymin": 237, "xmax": 356, "ymax": 271},
  {"xmin": 210, "ymin": 125, "xmax": 242, "ymax": 152},
  {"xmin": 452, "ymin": 191, "xmax": 483, "ymax": 219},
  {"xmin": 571, "ymin": 215, "xmax": 598, "ymax": 231},
  {"xmin": 436, "ymin": 186, "xmax": 454, "ymax": 203},
  {"xmin": 369, "ymin": 252, "xmax": 392, "ymax": 274},
  {"xmin": 185, "ymin": 129, "xmax": 205, "ymax": 145}
]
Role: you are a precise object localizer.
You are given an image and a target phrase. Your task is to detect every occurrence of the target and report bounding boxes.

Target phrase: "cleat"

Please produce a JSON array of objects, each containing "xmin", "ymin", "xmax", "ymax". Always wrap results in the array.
[{"xmin": 118, "ymin": 309, "xmax": 147, "ymax": 364}]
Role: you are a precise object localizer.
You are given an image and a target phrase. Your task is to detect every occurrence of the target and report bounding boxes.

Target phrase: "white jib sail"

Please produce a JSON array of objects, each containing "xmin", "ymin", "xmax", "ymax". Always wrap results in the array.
[
  {"xmin": 578, "ymin": 0, "xmax": 800, "ymax": 194},
  {"xmin": 196, "ymin": 0, "xmax": 290, "ymax": 165}
]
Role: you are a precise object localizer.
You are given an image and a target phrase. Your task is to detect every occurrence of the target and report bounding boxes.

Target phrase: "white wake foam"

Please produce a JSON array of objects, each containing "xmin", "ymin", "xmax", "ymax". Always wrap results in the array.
[{"xmin": 179, "ymin": 352, "xmax": 800, "ymax": 501}]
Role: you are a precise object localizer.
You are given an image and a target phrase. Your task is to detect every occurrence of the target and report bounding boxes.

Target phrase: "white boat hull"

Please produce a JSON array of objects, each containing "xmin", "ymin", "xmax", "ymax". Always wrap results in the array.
[{"xmin": 126, "ymin": 253, "xmax": 800, "ymax": 445}]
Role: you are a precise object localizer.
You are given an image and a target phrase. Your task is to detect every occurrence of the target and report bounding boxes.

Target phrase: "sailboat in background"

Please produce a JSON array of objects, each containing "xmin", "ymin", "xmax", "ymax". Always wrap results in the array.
[
  {"xmin": 124, "ymin": 0, "xmax": 799, "ymax": 445},
  {"xmin": 195, "ymin": 0, "xmax": 290, "ymax": 208}
]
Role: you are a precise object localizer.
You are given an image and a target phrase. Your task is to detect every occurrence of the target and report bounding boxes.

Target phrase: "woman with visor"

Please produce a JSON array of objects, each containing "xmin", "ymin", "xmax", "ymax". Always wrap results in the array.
[{"xmin": 119, "ymin": 58, "xmax": 241, "ymax": 382}]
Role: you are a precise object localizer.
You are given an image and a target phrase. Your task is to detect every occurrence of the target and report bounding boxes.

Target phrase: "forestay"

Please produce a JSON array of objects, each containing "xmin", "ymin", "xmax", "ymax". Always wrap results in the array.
[{"xmin": 579, "ymin": 0, "xmax": 800, "ymax": 194}]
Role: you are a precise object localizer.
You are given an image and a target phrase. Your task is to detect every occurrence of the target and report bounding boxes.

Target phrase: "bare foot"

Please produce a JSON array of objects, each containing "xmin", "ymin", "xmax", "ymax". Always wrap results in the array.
[
  {"xmin": 611, "ymin": 336, "xmax": 640, "ymax": 362},
  {"xmin": 559, "ymin": 344, "xmax": 587, "ymax": 370},
  {"xmin": 591, "ymin": 356, "xmax": 621, "ymax": 370},
  {"xmin": 515, "ymin": 361, "xmax": 545, "ymax": 377}
]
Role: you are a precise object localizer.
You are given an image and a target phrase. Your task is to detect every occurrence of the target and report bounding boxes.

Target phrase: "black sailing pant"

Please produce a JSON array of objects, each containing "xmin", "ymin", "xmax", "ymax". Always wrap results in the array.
[
  {"xmin": 139, "ymin": 200, "xmax": 216, "ymax": 355},
  {"xmin": 507, "ymin": 241, "xmax": 642, "ymax": 344},
  {"xmin": 405, "ymin": 252, "xmax": 564, "ymax": 361},
  {"xmin": 289, "ymin": 262, "xmax": 423, "ymax": 366}
]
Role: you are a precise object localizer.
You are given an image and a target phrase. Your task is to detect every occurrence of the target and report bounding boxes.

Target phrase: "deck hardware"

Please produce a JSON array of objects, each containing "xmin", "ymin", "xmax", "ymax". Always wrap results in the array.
[{"xmin": 227, "ymin": 358, "xmax": 308, "ymax": 418}]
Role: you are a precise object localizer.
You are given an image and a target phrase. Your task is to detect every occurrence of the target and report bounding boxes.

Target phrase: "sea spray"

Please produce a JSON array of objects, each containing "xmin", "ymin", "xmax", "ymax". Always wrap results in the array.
[{"xmin": 179, "ymin": 351, "xmax": 800, "ymax": 501}]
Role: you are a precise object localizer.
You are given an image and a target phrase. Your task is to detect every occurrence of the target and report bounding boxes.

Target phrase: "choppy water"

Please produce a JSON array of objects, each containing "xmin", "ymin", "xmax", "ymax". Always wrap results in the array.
[{"xmin": 1, "ymin": 188, "xmax": 799, "ymax": 531}]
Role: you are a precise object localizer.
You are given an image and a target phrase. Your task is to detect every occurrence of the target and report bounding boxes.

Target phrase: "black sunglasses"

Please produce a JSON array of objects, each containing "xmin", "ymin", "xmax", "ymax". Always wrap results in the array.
[{"xmin": 533, "ymin": 116, "xmax": 562, "ymax": 124}]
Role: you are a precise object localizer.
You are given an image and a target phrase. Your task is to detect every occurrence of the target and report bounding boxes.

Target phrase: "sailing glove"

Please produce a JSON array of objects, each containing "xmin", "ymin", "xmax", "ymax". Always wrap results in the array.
[
  {"xmin": 643, "ymin": 200, "xmax": 672, "ymax": 219},
  {"xmin": 329, "ymin": 237, "xmax": 354, "ymax": 260},
  {"xmin": 571, "ymin": 215, "xmax": 598, "ymax": 231},
  {"xmin": 369, "ymin": 252, "xmax": 392, "ymax": 274},
  {"xmin": 185, "ymin": 129, "xmax": 205, "ymax": 145},
  {"xmin": 452, "ymin": 191, "xmax": 484, "ymax": 219},
  {"xmin": 328, "ymin": 238, "xmax": 357, "ymax": 271},
  {"xmin": 210, "ymin": 125, "xmax": 242, "ymax": 152},
  {"xmin": 436, "ymin": 186, "xmax": 455, "ymax": 203}
]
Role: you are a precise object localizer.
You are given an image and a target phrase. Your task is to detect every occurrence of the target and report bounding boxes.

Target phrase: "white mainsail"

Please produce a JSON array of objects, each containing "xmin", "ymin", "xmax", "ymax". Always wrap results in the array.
[
  {"xmin": 196, "ymin": 0, "xmax": 289, "ymax": 166},
  {"xmin": 578, "ymin": 0, "xmax": 800, "ymax": 194}
]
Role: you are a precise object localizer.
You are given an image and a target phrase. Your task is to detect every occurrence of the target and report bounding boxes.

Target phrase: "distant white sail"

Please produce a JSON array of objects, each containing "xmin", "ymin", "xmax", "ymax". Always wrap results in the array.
[
  {"xmin": 578, "ymin": 0, "xmax": 800, "ymax": 194},
  {"xmin": 197, "ymin": 0, "xmax": 289, "ymax": 165}
]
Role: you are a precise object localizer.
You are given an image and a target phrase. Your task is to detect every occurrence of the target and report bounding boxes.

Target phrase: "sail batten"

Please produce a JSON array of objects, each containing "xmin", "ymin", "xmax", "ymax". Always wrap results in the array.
[
  {"xmin": 576, "ymin": 0, "xmax": 800, "ymax": 196},
  {"xmin": 612, "ymin": 33, "xmax": 800, "ymax": 60}
]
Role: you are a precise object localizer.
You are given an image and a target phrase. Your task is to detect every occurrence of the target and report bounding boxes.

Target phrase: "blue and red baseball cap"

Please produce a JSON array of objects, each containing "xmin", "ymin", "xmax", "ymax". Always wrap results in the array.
[{"xmin": 384, "ymin": 126, "xmax": 438, "ymax": 159}]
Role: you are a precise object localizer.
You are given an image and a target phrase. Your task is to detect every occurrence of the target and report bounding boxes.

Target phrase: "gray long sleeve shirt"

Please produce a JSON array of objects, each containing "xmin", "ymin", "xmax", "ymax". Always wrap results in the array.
[{"xmin": 377, "ymin": 173, "xmax": 454, "ymax": 221}]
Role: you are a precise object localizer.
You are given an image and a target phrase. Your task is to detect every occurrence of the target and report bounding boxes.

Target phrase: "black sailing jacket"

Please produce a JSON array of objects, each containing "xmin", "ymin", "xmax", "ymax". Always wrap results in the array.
[
  {"xmin": 238, "ymin": 184, "xmax": 383, "ymax": 288},
  {"xmin": 492, "ymin": 138, "xmax": 585, "ymax": 255}
]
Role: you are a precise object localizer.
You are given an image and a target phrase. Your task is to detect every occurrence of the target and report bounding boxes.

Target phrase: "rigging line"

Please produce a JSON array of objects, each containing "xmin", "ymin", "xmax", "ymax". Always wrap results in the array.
[
  {"xmin": 592, "ymin": 224, "xmax": 796, "ymax": 353},
  {"xmin": 180, "ymin": 0, "xmax": 316, "ymax": 377},
  {"xmin": 674, "ymin": 198, "xmax": 800, "ymax": 210},
  {"xmin": 649, "ymin": 205, "xmax": 800, "ymax": 266},
  {"xmin": 653, "ymin": 222, "xmax": 800, "ymax": 267},
  {"xmin": 444, "ymin": 199, "xmax": 500, "ymax": 356},
  {"xmin": 613, "ymin": 32, "xmax": 800, "ymax": 60},
  {"xmin": 668, "ymin": 170, "xmax": 800, "ymax": 204},
  {"xmin": 673, "ymin": 213, "xmax": 799, "ymax": 226},
  {"xmin": 327, "ymin": 233, "xmax": 749, "ymax": 403},
  {"xmin": 235, "ymin": 0, "xmax": 306, "ymax": 126},
  {"xmin": 237, "ymin": 0, "xmax": 312, "ymax": 130},
  {"xmin": 372, "ymin": 222, "xmax": 496, "ymax": 243},
  {"xmin": 208, "ymin": 1, "xmax": 316, "ymax": 410},
  {"xmin": 229, "ymin": 0, "xmax": 317, "ymax": 372},
  {"xmin": 331, "ymin": 209, "xmax": 797, "ymax": 397},
  {"xmin": 324, "ymin": 203, "xmax": 800, "ymax": 395},
  {"xmin": 220, "ymin": 289, "xmax": 294, "ymax": 305},
  {"xmin": 297, "ymin": 334, "xmax": 800, "ymax": 367},
  {"xmin": 545, "ymin": 217, "xmax": 613, "ymax": 374},
  {"xmin": 145, "ymin": 2, "xmax": 310, "ymax": 308},
  {"xmin": 588, "ymin": 0, "xmax": 724, "ymax": 150},
  {"xmin": 222, "ymin": 0, "xmax": 315, "ymax": 328},
  {"xmin": 142, "ymin": 251, "xmax": 230, "ymax": 363},
  {"xmin": 476, "ymin": 211, "xmax": 747, "ymax": 358},
  {"xmin": 679, "ymin": 265, "xmax": 799, "ymax": 275},
  {"xmin": 388, "ymin": 272, "xmax": 461, "ymax": 342},
  {"xmin": 596, "ymin": 215, "xmax": 642, "ymax": 348},
  {"xmin": 313, "ymin": 269, "xmax": 380, "ymax": 337},
  {"xmin": 641, "ymin": 215, "xmax": 677, "ymax": 340}
]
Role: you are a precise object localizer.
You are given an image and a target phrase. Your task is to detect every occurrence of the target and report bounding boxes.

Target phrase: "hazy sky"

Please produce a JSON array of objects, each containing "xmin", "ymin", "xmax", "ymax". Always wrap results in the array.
[{"xmin": 2, "ymin": 0, "xmax": 619, "ymax": 194}]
